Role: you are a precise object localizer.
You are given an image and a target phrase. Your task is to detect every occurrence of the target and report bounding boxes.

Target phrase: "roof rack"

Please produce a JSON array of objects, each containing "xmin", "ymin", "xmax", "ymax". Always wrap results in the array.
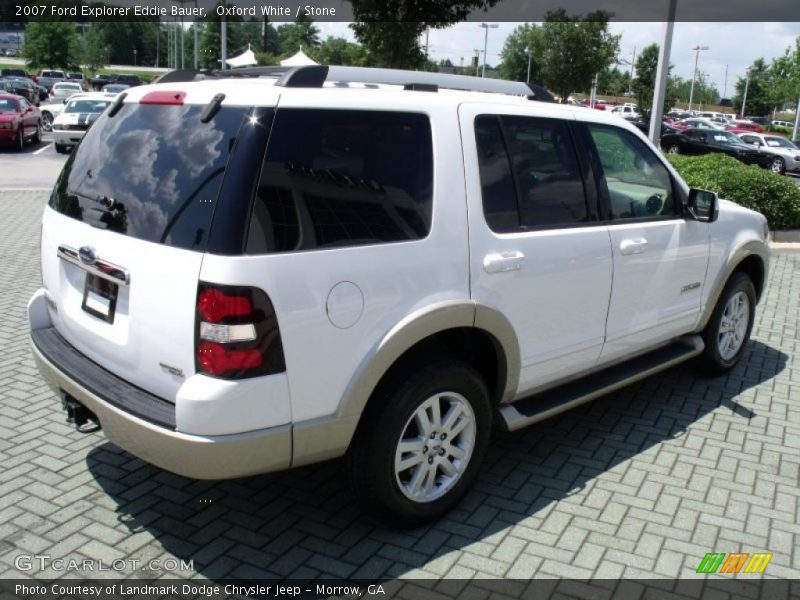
[{"xmin": 152, "ymin": 65, "xmax": 556, "ymax": 102}]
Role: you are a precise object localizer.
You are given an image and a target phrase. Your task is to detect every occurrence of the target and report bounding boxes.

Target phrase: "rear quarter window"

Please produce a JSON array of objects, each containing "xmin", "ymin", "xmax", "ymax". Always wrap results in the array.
[{"xmin": 246, "ymin": 109, "xmax": 433, "ymax": 254}]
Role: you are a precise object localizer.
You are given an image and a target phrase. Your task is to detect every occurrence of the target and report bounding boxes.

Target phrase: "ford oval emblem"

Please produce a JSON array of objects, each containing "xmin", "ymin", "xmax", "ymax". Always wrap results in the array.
[{"xmin": 78, "ymin": 246, "xmax": 97, "ymax": 266}]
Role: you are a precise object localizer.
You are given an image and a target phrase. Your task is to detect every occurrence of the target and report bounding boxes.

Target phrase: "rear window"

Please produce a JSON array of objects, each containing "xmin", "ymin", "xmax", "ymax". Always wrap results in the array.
[
  {"xmin": 49, "ymin": 103, "xmax": 248, "ymax": 251},
  {"xmin": 247, "ymin": 109, "xmax": 433, "ymax": 254}
]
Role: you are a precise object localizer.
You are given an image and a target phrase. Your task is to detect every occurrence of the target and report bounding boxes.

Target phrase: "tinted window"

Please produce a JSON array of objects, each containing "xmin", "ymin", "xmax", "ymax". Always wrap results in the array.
[
  {"xmin": 49, "ymin": 104, "xmax": 248, "ymax": 251},
  {"xmin": 475, "ymin": 115, "xmax": 589, "ymax": 231},
  {"xmin": 475, "ymin": 116, "xmax": 518, "ymax": 232},
  {"xmin": 587, "ymin": 124, "xmax": 675, "ymax": 220},
  {"xmin": 247, "ymin": 109, "xmax": 433, "ymax": 253}
]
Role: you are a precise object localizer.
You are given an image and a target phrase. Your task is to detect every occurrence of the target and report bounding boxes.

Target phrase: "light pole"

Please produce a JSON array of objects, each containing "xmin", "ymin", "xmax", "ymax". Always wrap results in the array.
[
  {"xmin": 479, "ymin": 23, "xmax": 498, "ymax": 78},
  {"xmin": 741, "ymin": 68, "xmax": 751, "ymax": 118},
  {"xmin": 193, "ymin": 0, "xmax": 199, "ymax": 69},
  {"xmin": 526, "ymin": 46, "xmax": 532, "ymax": 82},
  {"xmin": 688, "ymin": 45, "xmax": 709, "ymax": 112},
  {"xmin": 649, "ymin": 0, "xmax": 676, "ymax": 145},
  {"xmin": 221, "ymin": 0, "xmax": 228, "ymax": 71}
]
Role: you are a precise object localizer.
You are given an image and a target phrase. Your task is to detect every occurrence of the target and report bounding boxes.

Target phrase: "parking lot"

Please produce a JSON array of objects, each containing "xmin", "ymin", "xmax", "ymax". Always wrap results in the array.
[{"xmin": 0, "ymin": 161, "xmax": 799, "ymax": 585}]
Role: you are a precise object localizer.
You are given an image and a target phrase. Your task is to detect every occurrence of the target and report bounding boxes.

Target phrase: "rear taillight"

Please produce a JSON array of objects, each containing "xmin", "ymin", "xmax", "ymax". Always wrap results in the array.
[{"xmin": 195, "ymin": 284, "xmax": 285, "ymax": 379}]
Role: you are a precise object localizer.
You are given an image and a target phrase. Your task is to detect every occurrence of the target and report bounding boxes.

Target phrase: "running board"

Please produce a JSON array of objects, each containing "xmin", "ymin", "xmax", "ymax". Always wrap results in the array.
[{"xmin": 499, "ymin": 335, "xmax": 704, "ymax": 432}]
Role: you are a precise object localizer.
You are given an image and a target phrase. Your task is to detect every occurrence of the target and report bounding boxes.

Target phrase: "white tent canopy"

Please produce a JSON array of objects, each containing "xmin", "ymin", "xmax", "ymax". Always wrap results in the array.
[
  {"xmin": 280, "ymin": 48, "xmax": 318, "ymax": 67},
  {"xmin": 226, "ymin": 45, "xmax": 257, "ymax": 68}
]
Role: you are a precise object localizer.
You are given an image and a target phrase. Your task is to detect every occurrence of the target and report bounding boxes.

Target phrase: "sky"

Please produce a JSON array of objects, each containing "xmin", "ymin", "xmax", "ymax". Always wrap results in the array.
[{"xmin": 316, "ymin": 22, "xmax": 800, "ymax": 98}]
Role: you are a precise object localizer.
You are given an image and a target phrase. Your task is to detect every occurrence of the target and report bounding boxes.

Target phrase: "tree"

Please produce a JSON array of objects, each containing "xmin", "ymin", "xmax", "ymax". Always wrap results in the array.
[
  {"xmin": 93, "ymin": 21, "xmax": 160, "ymax": 68},
  {"xmin": 276, "ymin": 16, "xmax": 321, "ymax": 55},
  {"xmin": 349, "ymin": 0, "xmax": 498, "ymax": 69},
  {"xmin": 199, "ymin": 5, "xmax": 265, "ymax": 68},
  {"xmin": 81, "ymin": 25, "xmax": 108, "ymax": 72},
  {"xmin": 537, "ymin": 10, "xmax": 620, "ymax": 103},
  {"xmin": 771, "ymin": 37, "xmax": 800, "ymax": 109},
  {"xmin": 632, "ymin": 43, "xmax": 679, "ymax": 122},
  {"xmin": 22, "ymin": 21, "xmax": 80, "ymax": 69},
  {"xmin": 499, "ymin": 23, "xmax": 542, "ymax": 82},
  {"xmin": 733, "ymin": 58, "xmax": 775, "ymax": 117},
  {"xmin": 597, "ymin": 66, "xmax": 631, "ymax": 96},
  {"xmin": 315, "ymin": 37, "xmax": 371, "ymax": 66}
]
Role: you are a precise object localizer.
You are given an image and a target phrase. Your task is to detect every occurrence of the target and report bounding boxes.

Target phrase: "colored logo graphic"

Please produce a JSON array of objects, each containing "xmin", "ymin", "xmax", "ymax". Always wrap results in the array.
[{"xmin": 696, "ymin": 552, "xmax": 773, "ymax": 574}]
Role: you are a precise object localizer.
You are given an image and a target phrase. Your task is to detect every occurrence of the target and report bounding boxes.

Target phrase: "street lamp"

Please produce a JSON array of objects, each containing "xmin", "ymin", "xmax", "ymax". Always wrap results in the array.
[
  {"xmin": 688, "ymin": 45, "xmax": 709, "ymax": 112},
  {"xmin": 479, "ymin": 23, "xmax": 498, "ymax": 78}
]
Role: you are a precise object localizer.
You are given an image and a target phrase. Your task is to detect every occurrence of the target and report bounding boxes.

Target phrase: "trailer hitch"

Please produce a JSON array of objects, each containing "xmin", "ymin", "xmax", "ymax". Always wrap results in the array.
[{"xmin": 62, "ymin": 395, "xmax": 101, "ymax": 433}]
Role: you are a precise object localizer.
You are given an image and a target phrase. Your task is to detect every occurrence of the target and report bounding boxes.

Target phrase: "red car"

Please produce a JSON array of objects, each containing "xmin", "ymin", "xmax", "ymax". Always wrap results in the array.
[
  {"xmin": 725, "ymin": 120, "xmax": 764, "ymax": 135},
  {"xmin": 0, "ymin": 93, "xmax": 42, "ymax": 151}
]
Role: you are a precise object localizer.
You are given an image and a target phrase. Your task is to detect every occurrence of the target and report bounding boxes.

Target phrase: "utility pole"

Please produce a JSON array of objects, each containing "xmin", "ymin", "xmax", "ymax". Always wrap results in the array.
[
  {"xmin": 792, "ymin": 96, "xmax": 799, "ymax": 142},
  {"xmin": 194, "ymin": 0, "xmax": 199, "ymax": 69},
  {"xmin": 649, "ymin": 0, "xmax": 676, "ymax": 145},
  {"xmin": 479, "ymin": 23, "xmax": 498, "ymax": 78},
  {"xmin": 688, "ymin": 44, "xmax": 709, "ymax": 112},
  {"xmin": 221, "ymin": 0, "xmax": 227, "ymax": 71},
  {"xmin": 526, "ymin": 46, "xmax": 532, "ymax": 82},
  {"xmin": 741, "ymin": 69, "xmax": 750, "ymax": 118},
  {"xmin": 629, "ymin": 45, "xmax": 636, "ymax": 94},
  {"xmin": 723, "ymin": 64, "xmax": 728, "ymax": 99}
]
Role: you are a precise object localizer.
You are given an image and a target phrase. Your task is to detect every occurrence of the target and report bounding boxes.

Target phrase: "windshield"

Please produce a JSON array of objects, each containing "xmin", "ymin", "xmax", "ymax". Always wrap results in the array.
[
  {"xmin": 0, "ymin": 98, "xmax": 19, "ymax": 112},
  {"xmin": 765, "ymin": 136, "xmax": 794, "ymax": 148},
  {"xmin": 710, "ymin": 132, "xmax": 741, "ymax": 143},
  {"xmin": 49, "ymin": 104, "xmax": 248, "ymax": 251},
  {"xmin": 65, "ymin": 99, "xmax": 111, "ymax": 113}
]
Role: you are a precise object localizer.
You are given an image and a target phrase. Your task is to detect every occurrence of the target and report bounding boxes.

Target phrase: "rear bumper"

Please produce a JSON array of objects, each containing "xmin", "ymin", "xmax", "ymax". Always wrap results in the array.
[{"xmin": 30, "ymin": 328, "xmax": 292, "ymax": 480}]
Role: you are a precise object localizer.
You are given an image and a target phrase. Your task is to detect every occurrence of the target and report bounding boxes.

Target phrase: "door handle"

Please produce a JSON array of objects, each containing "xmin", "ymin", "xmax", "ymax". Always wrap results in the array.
[
  {"xmin": 620, "ymin": 237, "xmax": 648, "ymax": 255},
  {"xmin": 483, "ymin": 251, "xmax": 525, "ymax": 273}
]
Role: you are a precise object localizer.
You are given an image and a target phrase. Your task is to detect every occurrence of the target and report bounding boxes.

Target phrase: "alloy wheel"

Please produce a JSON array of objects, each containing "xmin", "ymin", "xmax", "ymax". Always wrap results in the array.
[
  {"xmin": 717, "ymin": 291, "xmax": 750, "ymax": 361},
  {"xmin": 394, "ymin": 391, "xmax": 476, "ymax": 503}
]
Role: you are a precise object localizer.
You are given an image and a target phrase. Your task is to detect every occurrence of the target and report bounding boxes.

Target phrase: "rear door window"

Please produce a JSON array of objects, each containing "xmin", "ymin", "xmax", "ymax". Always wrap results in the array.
[
  {"xmin": 247, "ymin": 109, "xmax": 433, "ymax": 253},
  {"xmin": 475, "ymin": 115, "xmax": 590, "ymax": 231},
  {"xmin": 49, "ymin": 104, "xmax": 249, "ymax": 251}
]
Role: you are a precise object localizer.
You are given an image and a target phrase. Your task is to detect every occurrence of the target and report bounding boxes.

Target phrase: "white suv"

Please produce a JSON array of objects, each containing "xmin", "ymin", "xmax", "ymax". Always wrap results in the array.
[{"xmin": 29, "ymin": 66, "xmax": 769, "ymax": 525}]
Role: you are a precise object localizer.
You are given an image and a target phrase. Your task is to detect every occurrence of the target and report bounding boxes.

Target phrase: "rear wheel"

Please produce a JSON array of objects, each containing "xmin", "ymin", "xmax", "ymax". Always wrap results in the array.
[
  {"xmin": 33, "ymin": 121, "xmax": 42, "ymax": 144},
  {"xmin": 41, "ymin": 112, "xmax": 53, "ymax": 132},
  {"xmin": 348, "ymin": 361, "xmax": 492, "ymax": 526},
  {"xmin": 16, "ymin": 126, "xmax": 25, "ymax": 151},
  {"xmin": 698, "ymin": 272, "xmax": 756, "ymax": 374},
  {"xmin": 667, "ymin": 144, "xmax": 680, "ymax": 154}
]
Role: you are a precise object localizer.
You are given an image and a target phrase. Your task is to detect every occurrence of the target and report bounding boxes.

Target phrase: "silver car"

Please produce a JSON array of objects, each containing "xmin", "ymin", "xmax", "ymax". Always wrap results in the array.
[{"xmin": 738, "ymin": 133, "xmax": 800, "ymax": 175}]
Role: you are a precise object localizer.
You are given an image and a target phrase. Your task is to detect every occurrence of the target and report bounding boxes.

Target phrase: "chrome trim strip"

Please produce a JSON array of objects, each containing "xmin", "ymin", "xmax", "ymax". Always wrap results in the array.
[{"xmin": 57, "ymin": 245, "xmax": 130, "ymax": 286}]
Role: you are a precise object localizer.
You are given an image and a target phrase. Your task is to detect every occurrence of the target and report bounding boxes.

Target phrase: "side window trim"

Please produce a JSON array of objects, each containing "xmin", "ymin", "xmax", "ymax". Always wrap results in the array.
[{"xmin": 581, "ymin": 122, "xmax": 682, "ymax": 223}]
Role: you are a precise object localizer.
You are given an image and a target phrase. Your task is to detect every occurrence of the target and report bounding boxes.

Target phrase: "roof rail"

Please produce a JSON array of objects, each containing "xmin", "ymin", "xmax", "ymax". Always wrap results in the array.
[{"xmin": 149, "ymin": 65, "xmax": 555, "ymax": 102}]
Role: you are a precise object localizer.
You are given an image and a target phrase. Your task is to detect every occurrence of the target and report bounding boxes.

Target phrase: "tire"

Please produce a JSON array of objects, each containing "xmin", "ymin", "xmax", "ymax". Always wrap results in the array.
[
  {"xmin": 33, "ymin": 121, "xmax": 41, "ymax": 144},
  {"xmin": 698, "ymin": 271, "xmax": 756, "ymax": 375},
  {"xmin": 770, "ymin": 157, "xmax": 786, "ymax": 175},
  {"xmin": 348, "ymin": 360, "xmax": 492, "ymax": 526},
  {"xmin": 16, "ymin": 126, "xmax": 25, "ymax": 151},
  {"xmin": 667, "ymin": 144, "xmax": 680, "ymax": 154},
  {"xmin": 41, "ymin": 112, "xmax": 53, "ymax": 132},
  {"xmin": 54, "ymin": 143, "xmax": 68, "ymax": 154}
]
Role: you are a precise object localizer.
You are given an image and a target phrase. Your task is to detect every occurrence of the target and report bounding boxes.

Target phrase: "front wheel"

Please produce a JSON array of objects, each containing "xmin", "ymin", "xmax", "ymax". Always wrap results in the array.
[
  {"xmin": 16, "ymin": 126, "xmax": 25, "ymax": 151},
  {"xmin": 698, "ymin": 272, "xmax": 756, "ymax": 374},
  {"xmin": 667, "ymin": 144, "xmax": 680, "ymax": 154},
  {"xmin": 348, "ymin": 361, "xmax": 492, "ymax": 526},
  {"xmin": 33, "ymin": 121, "xmax": 42, "ymax": 144},
  {"xmin": 770, "ymin": 157, "xmax": 786, "ymax": 175},
  {"xmin": 41, "ymin": 112, "xmax": 53, "ymax": 132}
]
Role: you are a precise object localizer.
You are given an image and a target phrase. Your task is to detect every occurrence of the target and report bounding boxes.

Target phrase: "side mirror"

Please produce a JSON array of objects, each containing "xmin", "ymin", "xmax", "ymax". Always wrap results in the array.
[{"xmin": 685, "ymin": 188, "xmax": 717, "ymax": 222}]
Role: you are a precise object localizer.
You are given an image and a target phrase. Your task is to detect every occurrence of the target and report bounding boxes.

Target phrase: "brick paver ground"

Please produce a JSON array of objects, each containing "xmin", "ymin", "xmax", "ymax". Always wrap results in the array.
[{"xmin": 1, "ymin": 191, "xmax": 798, "ymax": 582}]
